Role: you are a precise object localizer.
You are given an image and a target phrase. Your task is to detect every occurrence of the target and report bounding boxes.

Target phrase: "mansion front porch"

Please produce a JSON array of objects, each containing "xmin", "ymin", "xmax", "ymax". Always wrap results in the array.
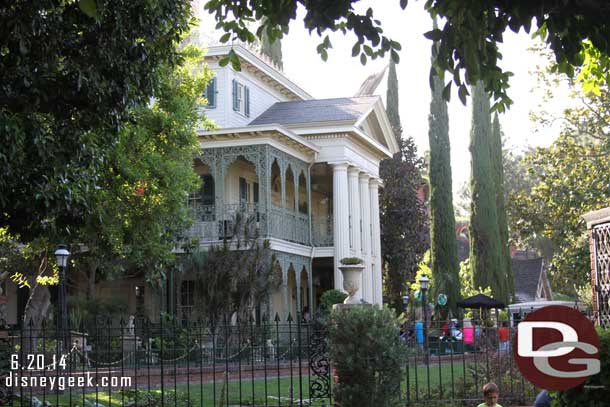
[{"xmin": 184, "ymin": 138, "xmax": 384, "ymax": 310}]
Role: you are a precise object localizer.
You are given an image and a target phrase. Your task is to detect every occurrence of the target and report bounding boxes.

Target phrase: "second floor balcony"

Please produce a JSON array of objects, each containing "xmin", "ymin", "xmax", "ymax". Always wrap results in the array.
[
  {"xmin": 186, "ymin": 202, "xmax": 333, "ymax": 247},
  {"xmin": 186, "ymin": 145, "xmax": 336, "ymax": 248}
]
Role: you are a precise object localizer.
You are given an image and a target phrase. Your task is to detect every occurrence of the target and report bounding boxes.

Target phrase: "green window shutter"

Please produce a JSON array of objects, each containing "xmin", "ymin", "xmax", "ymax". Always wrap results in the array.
[
  {"xmin": 244, "ymin": 86, "xmax": 250, "ymax": 117},
  {"xmin": 206, "ymin": 78, "xmax": 216, "ymax": 108},
  {"xmin": 232, "ymin": 79, "xmax": 238, "ymax": 111}
]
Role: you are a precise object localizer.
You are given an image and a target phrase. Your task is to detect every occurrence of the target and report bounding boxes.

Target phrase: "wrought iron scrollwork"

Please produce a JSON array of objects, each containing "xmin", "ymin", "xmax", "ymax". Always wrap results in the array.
[
  {"xmin": 0, "ymin": 332, "xmax": 12, "ymax": 405},
  {"xmin": 593, "ymin": 223, "xmax": 610, "ymax": 328},
  {"xmin": 308, "ymin": 319, "xmax": 331, "ymax": 400}
]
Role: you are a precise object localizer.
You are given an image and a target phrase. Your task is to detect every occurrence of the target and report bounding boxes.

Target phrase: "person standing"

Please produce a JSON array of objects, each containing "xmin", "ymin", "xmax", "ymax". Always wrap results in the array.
[
  {"xmin": 533, "ymin": 390, "xmax": 553, "ymax": 407},
  {"xmin": 415, "ymin": 320, "xmax": 425, "ymax": 351},
  {"xmin": 477, "ymin": 382, "xmax": 503, "ymax": 407}
]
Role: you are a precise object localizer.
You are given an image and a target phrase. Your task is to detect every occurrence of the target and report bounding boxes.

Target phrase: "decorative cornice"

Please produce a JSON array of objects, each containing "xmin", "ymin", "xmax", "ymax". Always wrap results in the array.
[
  {"xmin": 369, "ymin": 178, "xmax": 382, "ymax": 188},
  {"xmin": 204, "ymin": 45, "xmax": 312, "ymax": 100},
  {"xmin": 582, "ymin": 207, "xmax": 610, "ymax": 229},
  {"xmin": 199, "ymin": 124, "xmax": 319, "ymax": 155},
  {"xmin": 347, "ymin": 166, "xmax": 361, "ymax": 178},
  {"xmin": 359, "ymin": 172, "xmax": 371, "ymax": 181}
]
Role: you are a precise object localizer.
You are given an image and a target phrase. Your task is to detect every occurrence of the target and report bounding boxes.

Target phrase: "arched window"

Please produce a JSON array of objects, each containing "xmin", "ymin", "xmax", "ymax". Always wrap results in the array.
[
  {"xmin": 285, "ymin": 165, "xmax": 295, "ymax": 211},
  {"xmin": 271, "ymin": 159, "xmax": 282, "ymax": 207},
  {"xmin": 298, "ymin": 171, "xmax": 307, "ymax": 214}
]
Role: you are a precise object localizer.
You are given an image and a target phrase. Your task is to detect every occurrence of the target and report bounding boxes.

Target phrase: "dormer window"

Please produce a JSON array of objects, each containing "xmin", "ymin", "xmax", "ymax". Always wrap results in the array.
[
  {"xmin": 232, "ymin": 79, "xmax": 250, "ymax": 117},
  {"xmin": 203, "ymin": 77, "xmax": 217, "ymax": 109}
]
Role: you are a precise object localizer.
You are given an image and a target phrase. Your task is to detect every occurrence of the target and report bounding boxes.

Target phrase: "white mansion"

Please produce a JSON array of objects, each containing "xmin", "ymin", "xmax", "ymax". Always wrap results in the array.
[
  {"xmin": 186, "ymin": 45, "xmax": 399, "ymax": 319},
  {"xmin": 1, "ymin": 44, "xmax": 398, "ymax": 325}
]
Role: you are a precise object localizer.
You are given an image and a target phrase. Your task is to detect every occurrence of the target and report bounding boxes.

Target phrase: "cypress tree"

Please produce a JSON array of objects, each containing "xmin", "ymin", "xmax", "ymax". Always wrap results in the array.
[
  {"xmin": 491, "ymin": 113, "xmax": 514, "ymax": 301},
  {"xmin": 469, "ymin": 82, "xmax": 507, "ymax": 303},
  {"xmin": 428, "ymin": 52, "xmax": 460, "ymax": 316},
  {"xmin": 386, "ymin": 59, "xmax": 401, "ymax": 135},
  {"xmin": 260, "ymin": 17, "xmax": 283, "ymax": 70},
  {"xmin": 380, "ymin": 56, "xmax": 426, "ymax": 311}
]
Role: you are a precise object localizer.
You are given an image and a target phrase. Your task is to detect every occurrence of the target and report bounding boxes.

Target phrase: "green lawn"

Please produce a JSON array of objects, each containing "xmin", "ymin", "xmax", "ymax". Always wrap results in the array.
[
  {"xmin": 27, "ymin": 359, "xmax": 531, "ymax": 406},
  {"xmin": 403, "ymin": 360, "xmax": 467, "ymax": 400},
  {"xmin": 50, "ymin": 375, "xmax": 328, "ymax": 407}
]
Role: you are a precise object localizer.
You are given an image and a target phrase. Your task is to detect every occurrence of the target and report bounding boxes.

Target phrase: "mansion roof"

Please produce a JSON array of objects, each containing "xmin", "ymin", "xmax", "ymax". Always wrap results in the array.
[
  {"xmin": 250, "ymin": 96, "xmax": 380, "ymax": 126},
  {"xmin": 511, "ymin": 257, "xmax": 545, "ymax": 303}
]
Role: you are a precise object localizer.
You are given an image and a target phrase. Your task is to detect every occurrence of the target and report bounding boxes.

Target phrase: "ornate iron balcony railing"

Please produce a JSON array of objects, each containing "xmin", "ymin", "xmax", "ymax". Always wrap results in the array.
[
  {"xmin": 186, "ymin": 204, "xmax": 324, "ymax": 246},
  {"xmin": 312, "ymin": 215, "xmax": 334, "ymax": 247}
]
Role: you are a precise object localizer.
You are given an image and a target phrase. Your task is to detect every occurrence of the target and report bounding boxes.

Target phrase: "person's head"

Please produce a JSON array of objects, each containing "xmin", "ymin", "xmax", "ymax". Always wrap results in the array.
[{"xmin": 482, "ymin": 382, "xmax": 500, "ymax": 406}]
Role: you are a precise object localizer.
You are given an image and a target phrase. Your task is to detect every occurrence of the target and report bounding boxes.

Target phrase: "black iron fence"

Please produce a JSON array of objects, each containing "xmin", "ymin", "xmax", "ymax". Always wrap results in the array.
[
  {"xmin": 401, "ymin": 319, "xmax": 538, "ymax": 406},
  {"xmin": 1, "ymin": 315, "xmax": 332, "ymax": 407},
  {"xmin": 0, "ymin": 315, "xmax": 540, "ymax": 407}
]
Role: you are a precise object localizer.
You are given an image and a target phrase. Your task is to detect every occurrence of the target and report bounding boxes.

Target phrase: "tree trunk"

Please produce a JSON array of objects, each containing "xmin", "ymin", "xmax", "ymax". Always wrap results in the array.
[
  {"xmin": 87, "ymin": 263, "xmax": 97, "ymax": 299},
  {"xmin": 22, "ymin": 282, "xmax": 52, "ymax": 354}
]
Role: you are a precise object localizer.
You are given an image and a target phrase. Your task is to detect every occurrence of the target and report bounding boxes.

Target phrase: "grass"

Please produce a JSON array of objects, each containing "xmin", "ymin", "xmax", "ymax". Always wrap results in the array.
[
  {"xmin": 403, "ymin": 360, "xmax": 467, "ymax": 400},
  {"xmin": 23, "ymin": 358, "xmax": 533, "ymax": 406},
  {"xmin": 47, "ymin": 375, "xmax": 329, "ymax": 407}
]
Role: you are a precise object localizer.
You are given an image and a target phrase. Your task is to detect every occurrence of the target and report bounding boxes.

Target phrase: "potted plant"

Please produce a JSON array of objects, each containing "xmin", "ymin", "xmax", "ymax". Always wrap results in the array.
[{"xmin": 338, "ymin": 257, "xmax": 364, "ymax": 304}]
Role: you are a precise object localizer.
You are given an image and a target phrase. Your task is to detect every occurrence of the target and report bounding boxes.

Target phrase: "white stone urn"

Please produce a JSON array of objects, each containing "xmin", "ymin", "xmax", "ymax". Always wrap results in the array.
[{"xmin": 339, "ymin": 264, "xmax": 364, "ymax": 304}]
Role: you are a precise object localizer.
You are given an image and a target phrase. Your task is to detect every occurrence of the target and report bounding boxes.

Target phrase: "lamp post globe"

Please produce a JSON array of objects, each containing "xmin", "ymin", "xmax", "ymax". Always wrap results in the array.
[
  {"xmin": 55, "ymin": 244, "xmax": 70, "ymax": 351},
  {"xmin": 402, "ymin": 294, "xmax": 410, "ymax": 316},
  {"xmin": 419, "ymin": 274, "xmax": 429, "ymax": 291}
]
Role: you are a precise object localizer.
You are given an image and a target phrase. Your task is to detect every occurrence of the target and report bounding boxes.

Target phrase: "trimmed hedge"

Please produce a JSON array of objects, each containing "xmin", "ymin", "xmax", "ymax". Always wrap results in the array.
[{"xmin": 329, "ymin": 306, "xmax": 404, "ymax": 407}]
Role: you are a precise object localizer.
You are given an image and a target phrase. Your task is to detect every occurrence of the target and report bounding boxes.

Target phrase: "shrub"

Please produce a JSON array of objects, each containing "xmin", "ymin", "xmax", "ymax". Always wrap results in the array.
[
  {"xmin": 551, "ymin": 327, "xmax": 610, "ymax": 407},
  {"xmin": 319, "ymin": 289, "xmax": 348, "ymax": 313},
  {"xmin": 340, "ymin": 257, "xmax": 363, "ymax": 265},
  {"xmin": 329, "ymin": 306, "xmax": 404, "ymax": 407}
]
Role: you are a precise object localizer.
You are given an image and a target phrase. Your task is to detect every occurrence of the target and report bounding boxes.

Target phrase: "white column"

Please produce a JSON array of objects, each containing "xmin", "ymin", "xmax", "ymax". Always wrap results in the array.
[
  {"xmin": 369, "ymin": 178, "xmax": 383, "ymax": 305},
  {"xmin": 359, "ymin": 173, "xmax": 372, "ymax": 303},
  {"xmin": 348, "ymin": 167, "xmax": 362, "ymax": 301},
  {"xmin": 332, "ymin": 162, "xmax": 350, "ymax": 292}
]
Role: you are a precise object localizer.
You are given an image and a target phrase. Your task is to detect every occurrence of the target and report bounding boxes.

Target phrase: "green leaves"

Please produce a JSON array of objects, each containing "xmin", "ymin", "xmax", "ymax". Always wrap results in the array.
[
  {"xmin": 329, "ymin": 306, "xmax": 405, "ymax": 407},
  {"xmin": 424, "ymin": 28, "xmax": 443, "ymax": 41},
  {"xmin": 442, "ymin": 82, "xmax": 451, "ymax": 101},
  {"xmin": 78, "ymin": 0, "xmax": 97, "ymax": 18},
  {"xmin": 203, "ymin": 0, "xmax": 610, "ymax": 114},
  {"xmin": 509, "ymin": 80, "xmax": 610, "ymax": 294},
  {"xmin": 458, "ymin": 84, "xmax": 469, "ymax": 105},
  {"xmin": 0, "ymin": 1, "xmax": 193, "ymax": 240},
  {"xmin": 219, "ymin": 32, "xmax": 231, "ymax": 43}
]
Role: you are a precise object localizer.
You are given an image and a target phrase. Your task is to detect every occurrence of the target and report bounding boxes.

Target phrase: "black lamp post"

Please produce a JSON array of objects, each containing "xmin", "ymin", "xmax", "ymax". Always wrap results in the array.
[
  {"xmin": 54, "ymin": 244, "xmax": 70, "ymax": 352},
  {"xmin": 419, "ymin": 274, "xmax": 430, "ymax": 363},
  {"xmin": 402, "ymin": 293, "xmax": 410, "ymax": 313}
]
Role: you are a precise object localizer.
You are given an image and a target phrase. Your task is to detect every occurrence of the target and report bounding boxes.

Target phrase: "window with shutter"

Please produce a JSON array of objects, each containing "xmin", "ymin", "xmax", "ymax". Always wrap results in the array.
[
  {"xmin": 232, "ymin": 79, "xmax": 239, "ymax": 111},
  {"xmin": 232, "ymin": 79, "xmax": 250, "ymax": 116},
  {"xmin": 244, "ymin": 86, "xmax": 250, "ymax": 117},
  {"xmin": 203, "ymin": 78, "xmax": 216, "ymax": 108}
]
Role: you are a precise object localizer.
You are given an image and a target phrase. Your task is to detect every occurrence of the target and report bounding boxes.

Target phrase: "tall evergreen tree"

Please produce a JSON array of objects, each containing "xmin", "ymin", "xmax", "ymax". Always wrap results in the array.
[
  {"xmin": 469, "ymin": 82, "xmax": 507, "ymax": 303},
  {"xmin": 428, "ymin": 55, "xmax": 460, "ymax": 315},
  {"xmin": 380, "ymin": 57, "xmax": 426, "ymax": 311},
  {"xmin": 386, "ymin": 60, "xmax": 401, "ymax": 134},
  {"xmin": 491, "ymin": 113, "xmax": 514, "ymax": 300},
  {"xmin": 260, "ymin": 17, "xmax": 283, "ymax": 69}
]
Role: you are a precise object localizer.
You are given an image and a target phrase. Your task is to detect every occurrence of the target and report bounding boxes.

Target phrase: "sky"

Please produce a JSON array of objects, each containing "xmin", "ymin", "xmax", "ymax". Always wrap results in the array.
[{"xmin": 194, "ymin": 1, "xmax": 576, "ymax": 196}]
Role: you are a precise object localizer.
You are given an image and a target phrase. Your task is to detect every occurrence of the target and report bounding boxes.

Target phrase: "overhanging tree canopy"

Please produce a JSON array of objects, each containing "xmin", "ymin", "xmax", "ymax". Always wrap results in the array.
[
  {"xmin": 205, "ymin": 0, "xmax": 610, "ymax": 111},
  {"xmin": 0, "ymin": 0, "xmax": 193, "ymax": 241}
]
